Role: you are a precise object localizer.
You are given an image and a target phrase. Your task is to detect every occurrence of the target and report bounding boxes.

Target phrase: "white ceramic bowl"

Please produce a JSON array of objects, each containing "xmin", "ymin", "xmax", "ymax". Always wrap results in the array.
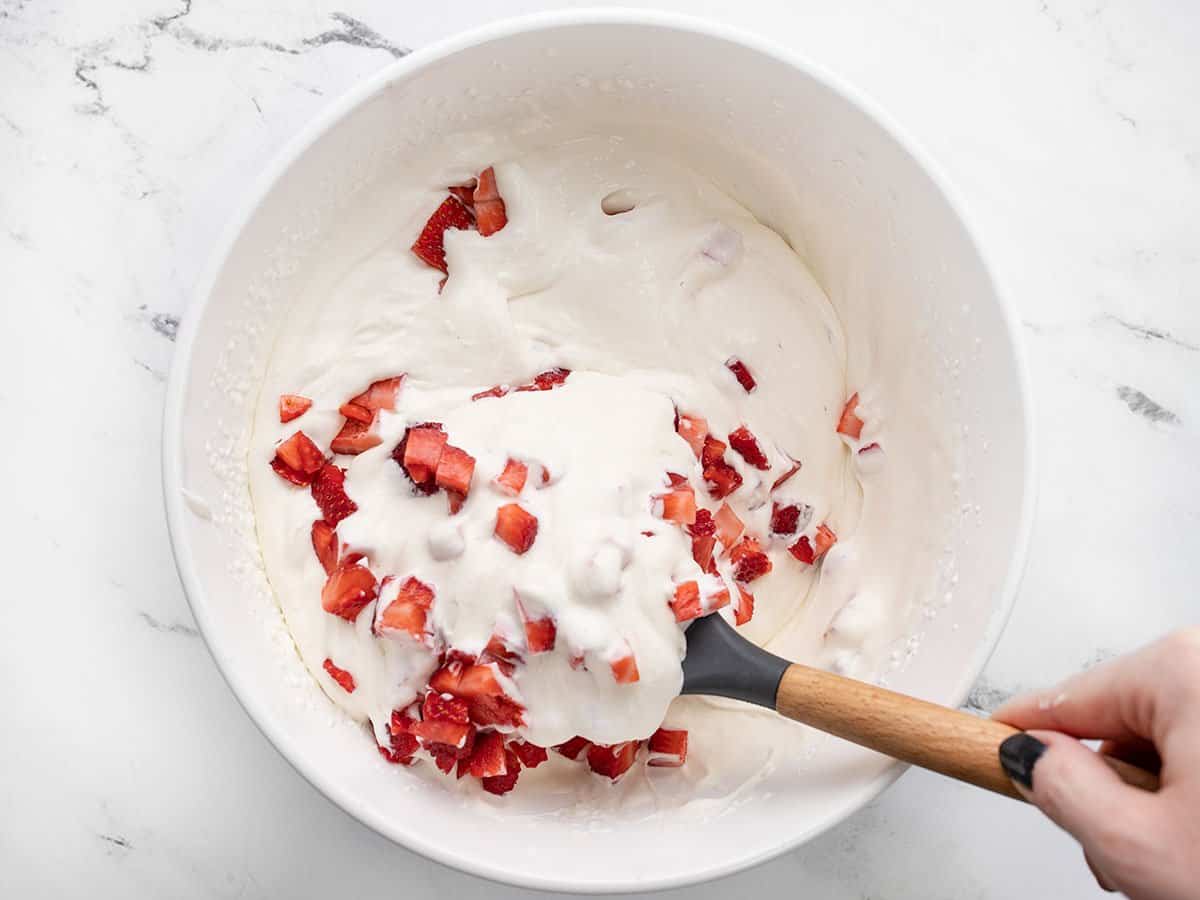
[{"xmin": 163, "ymin": 10, "xmax": 1034, "ymax": 893}]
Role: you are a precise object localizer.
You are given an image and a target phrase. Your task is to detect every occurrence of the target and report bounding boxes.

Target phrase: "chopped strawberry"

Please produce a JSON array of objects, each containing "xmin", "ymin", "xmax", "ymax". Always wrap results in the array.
[
  {"xmin": 310, "ymin": 520, "xmax": 338, "ymax": 575},
  {"xmin": 423, "ymin": 691, "xmax": 470, "ymax": 724},
  {"xmin": 278, "ymin": 394, "xmax": 312, "ymax": 423},
  {"xmin": 473, "ymin": 166, "xmax": 508, "ymax": 237},
  {"xmin": 377, "ymin": 576, "xmax": 435, "ymax": 640},
  {"xmin": 734, "ymin": 584, "xmax": 755, "ymax": 626},
  {"xmin": 676, "ymin": 412, "xmax": 709, "ymax": 458},
  {"xmin": 666, "ymin": 472, "xmax": 689, "ymax": 488},
  {"xmin": 515, "ymin": 368, "xmax": 571, "ymax": 392},
  {"xmin": 654, "ymin": 482, "xmax": 697, "ymax": 526},
  {"xmin": 480, "ymin": 632, "xmax": 521, "ymax": 667},
  {"xmin": 609, "ymin": 644, "xmax": 640, "ymax": 684},
  {"xmin": 788, "ymin": 535, "xmax": 815, "ymax": 564},
  {"xmin": 647, "ymin": 728, "xmax": 688, "ymax": 767},
  {"xmin": 691, "ymin": 534, "xmax": 717, "ymax": 574},
  {"xmin": 447, "ymin": 491, "xmax": 465, "ymax": 515},
  {"xmin": 330, "ymin": 417, "xmax": 382, "ymax": 456},
  {"xmin": 510, "ymin": 741, "xmax": 549, "ymax": 769},
  {"xmin": 321, "ymin": 563, "xmax": 377, "ymax": 621},
  {"xmin": 586, "ymin": 741, "xmax": 640, "ymax": 780},
  {"xmin": 814, "ymin": 523, "xmax": 838, "ymax": 557},
  {"xmin": 412, "ymin": 195, "xmax": 473, "ymax": 273},
  {"xmin": 700, "ymin": 434, "xmax": 743, "ymax": 499},
  {"xmin": 471, "ymin": 385, "xmax": 509, "ymax": 401},
  {"xmin": 270, "ymin": 431, "xmax": 326, "ymax": 486},
  {"xmin": 770, "ymin": 502, "xmax": 803, "ymax": 536},
  {"xmin": 448, "ymin": 182, "xmax": 476, "ymax": 211},
  {"xmin": 728, "ymin": 425, "xmax": 770, "ymax": 470},
  {"xmin": 414, "ymin": 693, "xmax": 475, "ymax": 752},
  {"xmin": 390, "ymin": 705, "xmax": 419, "ymax": 737},
  {"xmin": 726, "ymin": 357, "xmax": 757, "ymax": 393},
  {"xmin": 435, "ymin": 444, "xmax": 476, "ymax": 496},
  {"xmin": 836, "ymin": 393, "xmax": 864, "ymax": 439},
  {"xmin": 568, "ymin": 650, "xmax": 587, "ymax": 670},
  {"xmin": 670, "ymin": 581, "xmax": 703, "ymax": 622},
  {"xmin": 481, "ymin": 749, "xmax": 521, "ymax": 795},
  {"xmin": 402, "ymin": 423, "xmax": 448, "ymax": 486},
  {"xmin": 730, "ymin": 536, "xmax": 772, "ymax": 583},
  {"xmin": 519, "ymin": 606, "xmax": 557, "ymax": 654},
  {"xmin": 429, "ymin": 662, "xmax": 525, "ymax": 727},
  {"xmin": 339, "ymin": 376, "xmax": 404, "ymax": 423},
  {"xmin": 689, "ymin": 508, "xmax": 716, "ymax": 537},
  {"xmin": 553, "ymin": 736, "xmax": 592, "ymax": 760},
  {"xmin": 321, "ymin": 658, "xmax": 356, "ymax": 693},
  {"xmin": 771, "ymin": 460, "xmax": 802, "ymax": 492},
  {"xmin": 494, "ymin": 458, "xmax": 528, "ymax": 495},
  {"xmin": 310, "ymin": 463, "xmax": 358, "ymax": 526},
  {"xmin": 714, "ymin": 502, "xmax": 744, "ymax": 549},
  {"xmin": 429, "ymin": 746, "xmax": 460, "ymax": 774},
  {"xmin": 495, "ymin": 503, "xmax": 538, "ymax": 555},
  {"xmin": 467, "ymin": 730, "xmax": 508, "ymax": 778},
  {"xmin": 378, "ymin": 737, "xmax": 417, "ymax": 765}
]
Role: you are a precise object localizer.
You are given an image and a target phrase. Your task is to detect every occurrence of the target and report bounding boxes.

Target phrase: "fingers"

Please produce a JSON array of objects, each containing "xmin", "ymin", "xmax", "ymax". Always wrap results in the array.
[{"xmin": 1098, "ymin": 737, "xmax": 1162, "ymax": 775}]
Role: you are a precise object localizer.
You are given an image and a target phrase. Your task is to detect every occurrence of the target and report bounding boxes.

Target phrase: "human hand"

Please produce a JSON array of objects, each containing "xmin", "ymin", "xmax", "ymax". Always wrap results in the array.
[{"xmin": 993, "ymin": 629, "xmax": 1200, "ymax": 899}]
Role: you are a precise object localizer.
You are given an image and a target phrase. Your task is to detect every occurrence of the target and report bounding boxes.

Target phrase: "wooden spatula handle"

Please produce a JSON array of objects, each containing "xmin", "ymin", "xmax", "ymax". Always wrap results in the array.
[{"xmin": 776, "ymin": 663, "xmax": 1160, "ymax": 799}]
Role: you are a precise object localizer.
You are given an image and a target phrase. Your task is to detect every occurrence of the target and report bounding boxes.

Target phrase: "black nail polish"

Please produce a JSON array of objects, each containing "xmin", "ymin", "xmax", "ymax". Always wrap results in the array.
[{"xmin": 999, "ymin": 733, "xmax": 1047, "ymax": 789}]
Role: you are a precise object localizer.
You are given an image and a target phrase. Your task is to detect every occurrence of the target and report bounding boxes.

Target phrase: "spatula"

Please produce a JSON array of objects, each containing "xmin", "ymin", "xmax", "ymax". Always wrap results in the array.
[{"xmin": 681, "ymin": 613, "xmax": 1160, "ymax": 799}]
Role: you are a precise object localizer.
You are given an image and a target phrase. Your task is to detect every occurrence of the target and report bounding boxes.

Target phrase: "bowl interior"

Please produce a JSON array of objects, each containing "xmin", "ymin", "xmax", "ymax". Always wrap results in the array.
[{"xmin": 165, "ymin": 14, "xmax": 1030, "ymax": 893}]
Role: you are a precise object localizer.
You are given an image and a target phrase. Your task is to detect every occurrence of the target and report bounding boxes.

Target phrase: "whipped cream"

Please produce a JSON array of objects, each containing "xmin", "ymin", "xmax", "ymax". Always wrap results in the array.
[{"xmin": 248, "ymin": 133, "xmax": 916, "ymax": 786}]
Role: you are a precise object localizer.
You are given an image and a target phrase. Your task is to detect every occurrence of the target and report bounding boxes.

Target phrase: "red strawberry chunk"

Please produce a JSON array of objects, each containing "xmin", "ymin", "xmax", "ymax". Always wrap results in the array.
[
  {"xmin": 771, "ymin": 460, "xmax": 802, "ymax": 492},
  {"xmin": 322, "ymin": 658, "xmax": 356, "ymax": 693},
  {"xmin": 412, "ymin": 195, "xmax": 474, "ymax": 273},
  {"xmin": 400, "ymin": 423, "xmax": 448, "ymax": 489},
  {"xmin": 691, "ymin": 534, "xmax": 717, "ymax": 574},
  {"xmin": 647, "ymin": 728, "xmax": 688, "ymax": 767},
  {"xmin": 553, "ymin": 736, "xmax": 592, "ymax": 760},
  {"xmin": 725, "ymin": 357, "xmax": 757, "ymax": 393},
  {"xmin": 703, "ymin": 460, "xmax": 743, "ymax": 500},
  {"xmin": 423, "ymin": 691, "xmax": 470, "ymax": 724},
  {"xmin": 378, "ymin": 737, "xmax": 417, "ymax": 765},
  {"xmin": 377, "ymin": 576, "xmax": 435, "ymax": 640},
  {"xmin": 448, "ymin": 183, "xmax": 476, "ymax": 212},
  {"xmin": 515, "ymin": 367, "xmax": 571, "ymax": 392},
  {"xmin": 473, "ymin": 166, "xmax": 508, "ymax": 237},
  {"xmin": 390, "ymin": 705, "xmax": 419, "ymax": 737},
  {"xmin": 728, "ymin": 425, "xmax": 769, "ymax": 470},
  {"xmin": 495, "ymin": 458, "xmax": 528, "ymax": 495},
  {"xmin": 481, "ymin": 749, "xmax": 521, "ymax": 795},
  {"xmin": 495, "ymin": 503, "xmax": 538, "ymax": 555},
  {"xmin": 480, "ymin": 632, "xmax": 521, "ymax": 667},
  {"xmin": 279, "ymin": 394, "xmax": 312, "ymax": 423},
  {"xmin": 521, "ymin": 611, "xmax": 557, "ymax": 655},
  {"xmin": 510, "ymin": 741, "xmax": 549, "ymax": 769},
  {"xmin": 311, "ymin": 463, "xmax": 358, "ymax": 526},
  {"xmin": 730, "ymin": 536, "xmax": 772, "ymax": 583},
  {"xmin": 429, "ymin": 662, "xmax": 525, "ymax": 727},
  {"xmin": 330, "ymin": 417, "xmax": 382, "ymax": 456},
  {"xmin": 788, "ymin": 535, "xmax": 815, "ymax": 564},
  {"xmin": 770, "ymin": 502, "xmax": 803, "ymax": 536},
  {"xmin": 414, "ymin": 718, "xmax": 475, "ymax": 753},
  {"xmin": 310, "ymin": 520, "xmax": 338, "ymax": 575},
  {"xmin": 340, "ymin": 376, "xmax": 404, "ymax": 424},
  {"xmin": 837, "ymin": 393, "xmax": 865, "ymax": 439},
  {"xmin": 587, "ymin": 741, "xmax": 640, "ymax": 780},
  {"xmin": 321, "ymin": 563, "xmax": 377, "ymax": 621},
  {"xmin": 670, "ymin": 581, "xmax": 703, "ymax": 622},
  {"xmin": 467, "ymin": 730, "xmax": 508, "ymax": 778},
  {"xmin": 270, "ymin": 431, "xmax": 326, "ymax": 486},
  {"xmin": 714, "ymin": 502, "xmax": 744, "ymax": 549},
  {"xmin": 472, "ymin": 385, "xmax": 509, "ymax": 401},
  {"xmin": 688, "ymin": 508, "xmax": 716, "ymax": 537},
  {"xmin": 734, "ymin": 584, "xmax": 755, "ymax": 626},
  {"xmin": 429, "ymin": 746, "xmax": 460, "ymax": 774},
  {"xmin": 654, "ymin": 483, "xmax": 697, "ymax": 526},
  {"xmin": 435, "ymin": 444, "xmax": 476, "ymax": 496},
  {"xmin": 676, "ymin": 413, "xmax": 709, "ymax": 458},
  {"xmin": 609, "ymin": 644, "xmax": 640, "ymax": 684},
  {"xmin": 814, "ymin": 523, "xmax": 838, "ymax": 557}
]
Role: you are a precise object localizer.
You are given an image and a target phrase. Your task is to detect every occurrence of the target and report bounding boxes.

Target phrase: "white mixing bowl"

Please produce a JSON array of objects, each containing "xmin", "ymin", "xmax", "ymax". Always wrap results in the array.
[{"xmin": 163, "ymin": 10, "xmax": 1034, "ymax": 893}]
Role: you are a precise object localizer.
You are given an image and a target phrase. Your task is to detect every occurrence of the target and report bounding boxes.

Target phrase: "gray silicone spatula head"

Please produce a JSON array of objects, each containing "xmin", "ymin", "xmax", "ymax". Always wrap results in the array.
[{"xmin": 680, "ymin": 612, "xmax": 792, "ymax": 708}]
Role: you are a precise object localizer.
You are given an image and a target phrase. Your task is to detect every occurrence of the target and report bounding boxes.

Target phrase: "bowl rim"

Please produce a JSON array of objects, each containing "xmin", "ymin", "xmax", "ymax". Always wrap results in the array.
[{"xmin": 162, "ymin": 7, "xmax": 1037, "ymax": 893}]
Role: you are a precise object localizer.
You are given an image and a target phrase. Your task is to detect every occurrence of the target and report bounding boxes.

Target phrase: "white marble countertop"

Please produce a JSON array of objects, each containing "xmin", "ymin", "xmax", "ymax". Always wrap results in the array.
[{"xmin": 3, "ymin": 0, "xmax": 1197, "ymax": 896}]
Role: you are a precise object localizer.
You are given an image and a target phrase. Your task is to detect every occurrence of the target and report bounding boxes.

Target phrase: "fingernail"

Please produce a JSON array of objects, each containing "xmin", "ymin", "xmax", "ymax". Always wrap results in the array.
[{"xmin": 999, "ymin": 733, "xmax": 1047, "ymax": 789}]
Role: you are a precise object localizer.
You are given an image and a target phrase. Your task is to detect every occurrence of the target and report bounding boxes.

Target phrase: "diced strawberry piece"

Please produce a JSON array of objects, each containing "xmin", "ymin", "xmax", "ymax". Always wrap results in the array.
[
  {"xmin": 330, "ymin": 417, "xmax": 382, "ymax": 456},
  {"xmin": 609, "ymin": 645, "xmax": 640, "ymax": 684},
  {"xmin": 586, "ymin": 741, "xmax": 640, "ymax": 780},
  {"xmin": 429, "ymin": 746, "xmax": 459, "ymax": 774},
  {"xmin": 310, "ymin": 463, "xmax": 358, "ymax": 526},
  {"xmin": 788, "ymin": 535, "xmax": 815, "ymax": 564},
  {"xmin": 399, "ymin": 423, "xmax": 448, "ymax": 489},
  {"xmin": 515, "ymin": 368, "xmax": 571, "ymax": 392},
  {"xmin": 270, "ymin": 431, "xmax": 326, "ymax": 485},
  {"xmin": 770, "ymin": 502, "xmax": 802, "ymax": 536},
  {"xmin": 666, "ymin": 472, "xmax": 689, "ymax": 488},
  {"xmin": 377, "ymin": 737, "xmax": 417, "ymax": 765},
  {"xmin": 510, "ymin": 741, "xmax": 549, "ymax": 769},
  {"xmin": 495, "ymin": 503, "xmax": 538, "ymax": 555},
  {"xmin": 321, "ymin": 658, "xmax": 356, "ymax": 693},
  {"xmin": 448, "ymin": 183, "xmax": 476, "ymax": 212},
  {"xmin": 495, "ymin": 458, "xmax": 528, "ymax": 495},
  {"xmin": 553, "ymin": 736, "xmax": 592, "ymax": 760},
  {"xmin": 473, "ymin": 166, "xmax": 507, "ymax": 237},
  {"xmin": 520, "ymin": 607, "xmax": 557, "ymax": 654},
  {"xmin": 700, "ymin": 434, "xmax": 726, "ymax": 467},
  {"xmin": 472, "ymin": 385, "xmax": 509, "ymax": 401},
  {"xmin": 703, "ymin": 460, "xmax": 743, "ymax": 500},
  {"xmin": 390, "ymin": 705, "xmax": 419, "ymax": 736},
  {"xmin": 730, "ymin": 536, "xmax": 772, "ymax": 583},
  {"xmin": 321, "ymin": 563, "xmax": 377, "ymax": 621},
  {"xmin": 339, "ymin": 376, "xmax": 404, "ymax": 424},
  {"xmin": 278, "ymin": 394, "xmax": 312, "ymax": 423},
  {"xmin": 377, "ymin": 576, "xmax": 435, "ymax": 640},
  {"xmin": 689, "ymin": 508, "xmax": 716, "ymax": 537},
  {"xmin": 734, "ymin": 584, "xmax": 755, "ymax": 626},
  {"xmin": 714, "ymin": 502, "xmax": 744, "ymax": 548},
  {"xmin": 836, "ymin": 393, "xmax": 864, "ymax": 439},
  {"xmin": 814, "ymin": 523, "xmax": 838, "ymax": 557},
  {"xmin": 429, "ymin": 663, "xmax": 525, "ymax": 727},
  {"xmin": 647, "ymin": 728, "xmax": 688, "ymax": 767},
  {"xmin": 654, "ymin": 484, "xmax": 697, "ymax": 526},
  {"xmin": 481, "ymin": 749, "xmax": 521, "ymax": 795},
  {"xmin": 480, "ymin": 632, "xmax": 521, "ymax": 666},
  {"xmin": 423, "ymin": 691, "xmax": 470, "ymax": 723},
  {"xmin": 447, "ymin": 491, "xmax": 465, "ymax": 515},
  {"xmin": 568, "ymin": 650, "xmax": 587, "ymax": 670},
  {"xmin": 725, "ymin": 357, "xmax": 756, "ymax": 392},
  {"xmin": 771, "ymin": 460, "xmax": 802, "ymax": 492},
  {"xmin": 691, "ymin": 534, "xmax": 717, "ymax": 574},
  {"xmin": 467, "ymin": 730, "xmax": 508, "ymax": 778},
  {"xmin": 412, "ymin": 195, "xmax": 474, "ymax": 273},
  {"xmin": 670, "ymin": 581, "xmax": 703, "ymax": 622},
  {"xmin": 435, "ymin": 444, "xmax": 476, "ymax": 496},
  {"xmin": 310, "ymin": 520, "xmax": 338, "ymax": 575},
  {"xmin": 413, "ymin": 717, "xmax": 475, "ymax": 753},
  {"xmin": 728, "ymin": 425, "xmax": 769, "ymax": 470},
  {"xmin": 676, "ymin": 413, "xmax": 709, "ymax": 458}
]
